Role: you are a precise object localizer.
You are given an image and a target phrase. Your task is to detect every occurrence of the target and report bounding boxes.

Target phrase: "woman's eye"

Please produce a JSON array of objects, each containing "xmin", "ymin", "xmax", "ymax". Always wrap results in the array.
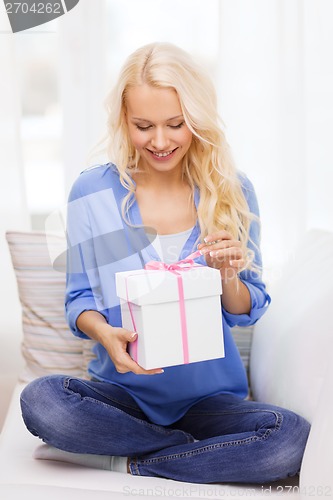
[
  {"xmin": 135, "ymin": 122, "xmax": 184, "ymax": 131},
  {"xmin": 136, "ymin": 125, "xmax": 152, "ymax": 131},
  {"xmin": 169, "ymin": 122, "xmax": 184, "ymax": 129}
]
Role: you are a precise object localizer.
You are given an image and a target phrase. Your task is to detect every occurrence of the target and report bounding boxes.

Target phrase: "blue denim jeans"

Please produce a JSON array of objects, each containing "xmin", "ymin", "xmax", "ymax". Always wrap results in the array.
[{"xmin": 20, "ymin": 375, "xmax": 310, "ymax": 484}]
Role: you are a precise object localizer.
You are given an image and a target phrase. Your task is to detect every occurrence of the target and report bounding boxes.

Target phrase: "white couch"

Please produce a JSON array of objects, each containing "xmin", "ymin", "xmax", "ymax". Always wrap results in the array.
[{"xmin": 1, "ymin": 229, "xmax": 333, "ymax": 500}]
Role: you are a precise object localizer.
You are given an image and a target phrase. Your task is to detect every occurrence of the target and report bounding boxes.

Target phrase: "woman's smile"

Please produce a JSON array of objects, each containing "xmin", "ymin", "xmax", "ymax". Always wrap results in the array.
[{"xmin": 146, "ymin": 147, "xmax": 178, "ymax": 160}]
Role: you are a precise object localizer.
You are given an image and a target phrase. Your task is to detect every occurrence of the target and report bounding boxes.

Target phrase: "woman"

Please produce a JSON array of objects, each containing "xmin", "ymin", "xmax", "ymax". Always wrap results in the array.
[{"xmin": 21, "ymin": 42, "xmax": 310, "ymax": 484}]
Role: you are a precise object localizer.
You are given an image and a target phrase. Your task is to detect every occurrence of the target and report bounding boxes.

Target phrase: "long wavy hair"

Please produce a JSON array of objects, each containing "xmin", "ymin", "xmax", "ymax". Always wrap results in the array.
[{"xmin": 101, "ymin": 42, "xmax": 258, "ymax": 271}]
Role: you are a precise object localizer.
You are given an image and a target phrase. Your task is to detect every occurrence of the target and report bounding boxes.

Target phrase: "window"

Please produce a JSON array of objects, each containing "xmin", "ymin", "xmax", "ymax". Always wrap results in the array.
[{"xmin": 15, "ymin": 19, "xmax": 64, "ymax": 228}]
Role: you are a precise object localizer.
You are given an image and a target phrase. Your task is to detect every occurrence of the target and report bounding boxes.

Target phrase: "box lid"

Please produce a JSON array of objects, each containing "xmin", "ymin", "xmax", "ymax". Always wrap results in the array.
[{"xmin": 116, "ymin": 265, "xmax": 222, "ymax": 305}]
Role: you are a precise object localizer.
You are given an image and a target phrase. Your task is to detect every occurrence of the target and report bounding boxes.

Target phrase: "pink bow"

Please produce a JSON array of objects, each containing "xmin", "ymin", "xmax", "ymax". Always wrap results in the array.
[{"xmin": 144, "ymin": 257, "xmax": 195, "ymax": 272}]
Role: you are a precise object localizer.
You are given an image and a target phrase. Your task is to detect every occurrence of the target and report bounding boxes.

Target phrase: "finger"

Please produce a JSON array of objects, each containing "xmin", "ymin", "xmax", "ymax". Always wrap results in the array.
[
  {"xmin": 127, "ymin": 332, "xmax": 138, "ymax": 342},
  {"xmin": 209, "ymin": 247, "xmax": 243, "ymax": 259},
  {"xmin": 117, "ymin": 350, "xmax": 164, "ymax": 375},
  {"xmin": 127, "ymin": 356, "xmax": 164, "ymax": 375},
  {"xmin": 202, "ymin": 240, "xmax": 241, "ymax": 253},
  {"xmin": 204, "ymin": 230, "xmax": 233, "ymax": 243},
  {"xmin": 116, "ymin": 329, "xmax": 138, "ymax": 343},
  {"xmin": 229, "ymin": 258, "xmax": 245, "ymax": 268},
  {"xmin": 198, "ymin": 239, "xmax": 241, "ymax": 257}
]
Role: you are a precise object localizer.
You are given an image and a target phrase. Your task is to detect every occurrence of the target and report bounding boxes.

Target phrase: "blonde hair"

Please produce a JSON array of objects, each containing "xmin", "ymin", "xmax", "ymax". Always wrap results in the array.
[{"xmin": 102, "ymin": 42, "xmax": 259, "ymax": 272}]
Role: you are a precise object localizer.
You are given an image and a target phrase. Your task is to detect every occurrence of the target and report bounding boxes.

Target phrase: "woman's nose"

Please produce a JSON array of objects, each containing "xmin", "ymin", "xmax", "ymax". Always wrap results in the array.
[{"xmin": 150, "ymin": 128, "xmax": 169, "ymax": 151}]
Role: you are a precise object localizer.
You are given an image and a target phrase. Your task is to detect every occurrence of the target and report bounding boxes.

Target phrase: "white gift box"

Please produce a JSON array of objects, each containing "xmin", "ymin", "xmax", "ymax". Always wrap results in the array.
[{"xmin": 115, "ymin": 264, "xmax": 224, "ymax": 369}]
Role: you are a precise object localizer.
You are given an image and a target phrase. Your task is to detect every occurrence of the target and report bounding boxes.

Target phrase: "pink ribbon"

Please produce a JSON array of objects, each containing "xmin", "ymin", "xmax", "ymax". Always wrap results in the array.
[{"xmin": 126, "ymin": 257, "xmax": 198, "ymax": 366}]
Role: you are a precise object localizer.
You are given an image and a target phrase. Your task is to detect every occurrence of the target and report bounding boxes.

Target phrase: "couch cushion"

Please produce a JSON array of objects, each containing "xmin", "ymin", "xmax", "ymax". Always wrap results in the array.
[
  {"xmin": 250, "ymin": 229, "xmax": 333, "ymax": 423},
  {"xmin": 5, "ymin": 231, "xmax": 94, "ymax": 382},
  {"xmin": 299, "ymin": 362, "xmax": 333, "ymax": 497}
]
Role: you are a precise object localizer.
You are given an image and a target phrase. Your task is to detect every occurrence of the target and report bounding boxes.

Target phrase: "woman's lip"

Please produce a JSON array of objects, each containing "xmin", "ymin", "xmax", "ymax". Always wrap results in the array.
[{"xmin": 146, "ymin": 148, "xmax": 178, "ymax": 161}]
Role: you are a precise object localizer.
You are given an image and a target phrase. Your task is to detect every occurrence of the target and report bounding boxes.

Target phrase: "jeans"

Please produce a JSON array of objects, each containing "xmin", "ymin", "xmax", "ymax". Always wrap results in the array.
[{"xmin": 20, "ymin": 375, "xmax": 310, "ymax": 484}]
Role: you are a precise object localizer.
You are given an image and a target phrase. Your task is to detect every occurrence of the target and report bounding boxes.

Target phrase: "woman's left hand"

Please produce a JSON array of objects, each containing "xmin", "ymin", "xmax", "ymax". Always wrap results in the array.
[{"xmin": 197, "ymin": 230, "xmax": 245, "ymax": 280}]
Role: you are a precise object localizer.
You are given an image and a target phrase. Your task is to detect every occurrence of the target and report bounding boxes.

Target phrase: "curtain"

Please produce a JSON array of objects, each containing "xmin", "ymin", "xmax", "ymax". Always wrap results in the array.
[
  {"xmin": 217, "ymin": 0, "xmax": 333, "ymax": 278},
  {"xmin": 0, "ymin": 3, "xmax": 30, "ymax": 425},
  {"xmin": 58, "ymin": 0, "xmax": 109, "ymax": 195}
]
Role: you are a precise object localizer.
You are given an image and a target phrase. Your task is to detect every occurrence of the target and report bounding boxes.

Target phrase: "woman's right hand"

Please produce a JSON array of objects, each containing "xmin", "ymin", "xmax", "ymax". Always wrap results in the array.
[
  {"xmin": 76, "ymin": 310, "xmax": 163, "ymax": 375},
  {"xmin": 100, "ymin": 324, "xmax": 164, "ymax": 375}
]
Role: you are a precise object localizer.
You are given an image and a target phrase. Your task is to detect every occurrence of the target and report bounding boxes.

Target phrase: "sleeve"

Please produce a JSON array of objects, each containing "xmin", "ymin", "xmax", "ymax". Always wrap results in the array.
[
  {"xmin": 65, "ymin": 176, "xmax": 109, "ymax": 339},
  {"xmin": 222, "ymin": 175, "xmax": 271, "ymax": 327}
]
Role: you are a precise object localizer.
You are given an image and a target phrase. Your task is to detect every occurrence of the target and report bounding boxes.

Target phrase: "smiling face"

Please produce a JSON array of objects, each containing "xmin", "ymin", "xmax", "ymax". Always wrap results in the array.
[{"xmin": 125, "ymin": 84, "xmax": 193, "ymax": 175}]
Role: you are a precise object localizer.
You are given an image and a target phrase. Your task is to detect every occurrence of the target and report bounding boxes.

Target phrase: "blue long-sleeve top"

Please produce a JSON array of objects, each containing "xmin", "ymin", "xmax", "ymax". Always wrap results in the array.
[{"xmin": 65, "ymin": 163, "xmax": 271, "ymax": 425}]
